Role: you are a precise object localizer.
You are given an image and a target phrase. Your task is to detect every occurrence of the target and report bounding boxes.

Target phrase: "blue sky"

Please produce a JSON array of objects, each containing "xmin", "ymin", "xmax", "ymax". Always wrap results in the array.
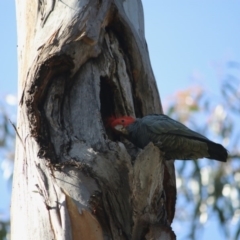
[
  {"xmin": 1, "ymin": 1, "xmax": 240, "ymax": 239},
  {"xmin": 143, "ymin": 1, "xmax": 240, "ymax": 103},
  {"xmin": 0, "ymin": 1, "xmax": 17, "ymax": 95}
]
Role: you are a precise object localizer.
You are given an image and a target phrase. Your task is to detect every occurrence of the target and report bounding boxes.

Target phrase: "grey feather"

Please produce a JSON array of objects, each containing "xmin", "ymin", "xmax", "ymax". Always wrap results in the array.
[{"xmin": 125, "ymin": 114, "xmax": 227, "ymax": 162}]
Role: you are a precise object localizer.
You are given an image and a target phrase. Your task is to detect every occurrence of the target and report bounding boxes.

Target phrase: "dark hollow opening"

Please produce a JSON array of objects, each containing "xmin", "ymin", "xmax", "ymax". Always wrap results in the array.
[
  {"xmin": 100, "ymin": 76, "xmax": 118, "ymax": 141},
  {"xmin": 100, "ymin": 77, "xmax": 115, "ymax": 120}
]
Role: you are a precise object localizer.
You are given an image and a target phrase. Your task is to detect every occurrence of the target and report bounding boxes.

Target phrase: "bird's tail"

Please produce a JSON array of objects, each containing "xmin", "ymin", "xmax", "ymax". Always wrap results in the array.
[{"xmin": 207, "ymin": 141, "xmax": 228, "ymax": 162}]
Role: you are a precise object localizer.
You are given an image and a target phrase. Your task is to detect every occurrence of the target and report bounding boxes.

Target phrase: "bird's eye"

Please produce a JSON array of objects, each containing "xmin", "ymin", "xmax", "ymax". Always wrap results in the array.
[{"xmin": 121, "ymin": 119, "xmax": 125, "ymax": 123}]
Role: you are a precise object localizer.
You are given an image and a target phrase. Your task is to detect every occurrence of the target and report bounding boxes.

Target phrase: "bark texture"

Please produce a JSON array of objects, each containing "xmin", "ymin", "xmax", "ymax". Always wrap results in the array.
[{"xmin": 12, "ymin": 0, "xmax": 176, "ymax": 239}]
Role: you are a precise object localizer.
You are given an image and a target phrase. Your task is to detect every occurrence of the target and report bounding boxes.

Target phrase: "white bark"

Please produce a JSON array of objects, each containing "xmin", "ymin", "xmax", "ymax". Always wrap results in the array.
[{"xmin": 12, "ymin": 0, "xmax": 176, "ymax": 239}]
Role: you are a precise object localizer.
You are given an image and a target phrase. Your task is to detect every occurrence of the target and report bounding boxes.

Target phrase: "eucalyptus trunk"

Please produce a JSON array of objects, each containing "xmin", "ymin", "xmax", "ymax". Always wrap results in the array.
[{"xmin": 11, "ymin": 0, "xmax": 176, "ymax": 239}]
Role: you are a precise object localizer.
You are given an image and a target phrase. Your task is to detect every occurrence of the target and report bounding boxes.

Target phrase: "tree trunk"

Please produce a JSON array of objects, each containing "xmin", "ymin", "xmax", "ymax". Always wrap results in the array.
[{"xmin": 11, "ymin": 0, "xmax": 176, "ymax": 239}]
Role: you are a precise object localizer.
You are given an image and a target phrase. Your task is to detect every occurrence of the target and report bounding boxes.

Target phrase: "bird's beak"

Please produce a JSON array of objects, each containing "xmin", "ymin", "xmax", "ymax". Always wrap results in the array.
[{"xmin": 114, "ymin": 125, "xmax": 128, "ymax": 134}]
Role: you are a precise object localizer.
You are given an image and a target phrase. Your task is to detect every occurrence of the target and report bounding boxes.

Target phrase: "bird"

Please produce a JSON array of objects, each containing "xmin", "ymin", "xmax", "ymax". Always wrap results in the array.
[{"xmin": 108, "ymin": 114, "xmax": 228, "ymax": 162}]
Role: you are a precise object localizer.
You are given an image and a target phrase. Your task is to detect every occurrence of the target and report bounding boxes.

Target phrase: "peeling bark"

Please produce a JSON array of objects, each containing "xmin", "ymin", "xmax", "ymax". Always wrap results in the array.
[{"xmin": 12, "ymin": 0, "xmax": 176, "ymax": 239}]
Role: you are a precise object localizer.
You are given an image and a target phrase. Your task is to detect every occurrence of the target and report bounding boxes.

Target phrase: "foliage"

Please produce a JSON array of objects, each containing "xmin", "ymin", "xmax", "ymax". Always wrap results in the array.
[
  {"xmin": 165, "ymin": 62, "xmax": 240, "ymax": 240},
  {"xmin": 0, "ymin": 221, "xmax": 9, "ymax": 240},
  {"xmin": 0, "ymin": 96, "xmax": 16, "ymax": 240}
]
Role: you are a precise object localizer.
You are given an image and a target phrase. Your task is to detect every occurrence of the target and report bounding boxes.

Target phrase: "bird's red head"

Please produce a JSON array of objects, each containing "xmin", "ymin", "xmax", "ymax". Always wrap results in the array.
[{"xmin": 108, "ymin": 116, "xmax": 136, "ymax": 131}]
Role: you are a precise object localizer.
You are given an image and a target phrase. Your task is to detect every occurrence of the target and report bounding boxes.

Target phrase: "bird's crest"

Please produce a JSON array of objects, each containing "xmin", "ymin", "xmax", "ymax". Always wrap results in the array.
[{"xmin": 107, "ymin": 116, "xmax": 136, "ymax": 128}]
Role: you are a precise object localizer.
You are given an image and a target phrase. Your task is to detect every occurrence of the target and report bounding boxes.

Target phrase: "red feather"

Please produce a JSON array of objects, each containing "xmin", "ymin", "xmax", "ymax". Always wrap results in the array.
[{"xmin": 107, "ymin": 116, "xmax": 136, "ymax": 128}]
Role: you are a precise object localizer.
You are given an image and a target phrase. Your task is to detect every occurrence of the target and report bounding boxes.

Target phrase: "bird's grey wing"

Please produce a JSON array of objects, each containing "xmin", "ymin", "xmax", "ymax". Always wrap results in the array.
[
  {"xmin": 140, "ymin": 114, "xmax": 227, "ymax": 162},
  {"xmin": 143, "ymin": 115, "xmax": 209, "ymax": 141}
]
